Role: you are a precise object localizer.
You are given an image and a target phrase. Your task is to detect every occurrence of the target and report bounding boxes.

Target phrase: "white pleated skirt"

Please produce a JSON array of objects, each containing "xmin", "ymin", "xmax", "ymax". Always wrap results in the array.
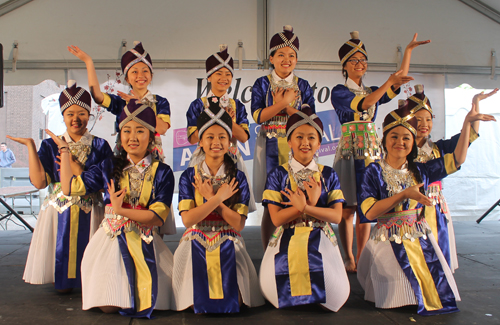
[
  {"xmin": 172, "ymin": 235, "xmax": 264, "ymax": 311},
  {"xmin": 23, "ymin": 202, "xmax": 104, "ymax": 285},
  {"xmin": 81, "ymin": 228, "xmax": 173, "ymax": 310},
  {"xmin": 259, "ymin": 230, "xmax": 350, "ymax": 312},
  {"xmin": 357, "ymin": 231, "xmax": 460, "ymax": 309}
]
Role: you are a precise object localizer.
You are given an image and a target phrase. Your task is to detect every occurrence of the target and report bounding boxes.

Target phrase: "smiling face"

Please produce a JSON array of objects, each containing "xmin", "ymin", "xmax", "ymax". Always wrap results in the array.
[
  {"xmin": 270, "ymin": 47, "xmax": 297, "ymax": 79},
  {"xmin": 415, "ymin": 109, "xmax": 433, "ymax": 144},
  {"xmin": 199, "ymin": 124, "xmax": 230, "ymax": 160},
  {"xmin": 63, "ymin": 105, "xmax": 89, "ymax": 138},
  {"xmin": 343, "ymin": 52, "xmax": 367, "ymax": 83},
  {"xmin": 288, "ymin": 124, "xmax": 321, "ymax": 166},
  {"xmin": 384, "ymin": 126, "xmax": 414, "ymax": 161},
  {"xmin": 125, "ymin": 61, "xmax": 152, "ymax": 92},
  {"xmin": 208, "ymin": 67, "xmax": 233, "ymax": 97},
  {"xmin": 120, "ymin": 120, "xmax": 152, "ymax": 163}
]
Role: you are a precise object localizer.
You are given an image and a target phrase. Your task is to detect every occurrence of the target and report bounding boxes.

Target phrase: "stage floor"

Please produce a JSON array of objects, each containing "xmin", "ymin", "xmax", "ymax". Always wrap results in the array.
[{"xmin": 0, "ymin": 221, "xmax": 499, "ymax": 324}]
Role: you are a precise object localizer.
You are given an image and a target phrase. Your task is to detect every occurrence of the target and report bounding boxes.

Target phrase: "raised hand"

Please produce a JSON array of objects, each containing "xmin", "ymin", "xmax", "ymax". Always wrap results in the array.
[
  {"xmin": 303, "ymin": 176, "xmax": 322, "ymax": 206},
  {"xmin": 6, "ymin": 135, "xmax": 35, "ymax": 148},
  {"xmin": 216, "ymin": 178, "xmax": 239, "ymax": 201},
  {"xmin": 192, "ymin": 174, "xmax": 215, "ymax": 200},
  {"xmin": 117, "ymin": 90, "xmax": 140, "ymax": 102},
  {"xmin": 473, "ymin": 88, "xmax": 499, "ymax": 104},
  {"xmin": 404, "ymin": 183, "xmax": 432, "ymax": 206},
  {"xmin": 67, "ymin": 45, "xmax": 92, "ymax": 64},
  {"xmin": 466, "ymin": 103, "xmax": 496, "ymax": 123},
  {"xmin": 406, "ymin": 33, "xmax": 431, "ymax": 51},
  {"xmin": 389, "ymin": 70, "xmax": 414, "ymax": 88},
  {"xmin": 107, "ymin": 179, "xmax": 127, "ymax": 213},
  {"xmin": 45, "ymin": 129, "xmax": 69, "ymax": 148},
  {"xmin": 272, "ymin": 87, "xmax": 285, "ymax": 104},
  {"xmin": 281, "ymin": 188, "xmax": 307, "ymax": 213}
]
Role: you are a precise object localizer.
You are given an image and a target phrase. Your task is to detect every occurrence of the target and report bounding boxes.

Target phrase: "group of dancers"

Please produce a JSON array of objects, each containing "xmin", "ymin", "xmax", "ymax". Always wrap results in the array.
[{"xmin": 8, "ymin": 25, "xmax": 497, "ymax": 318}]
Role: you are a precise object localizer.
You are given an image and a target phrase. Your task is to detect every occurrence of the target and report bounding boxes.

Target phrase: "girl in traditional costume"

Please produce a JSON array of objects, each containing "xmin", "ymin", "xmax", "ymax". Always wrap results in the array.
[
  {"xmin": 409, "ymin": 84, "xmax": 498, "ymax": 272},
  {"xmin": 68, "ymin": 42, "xmax": 170, "ymax": 162},
  {"xmin": 9, "ymin": 81, "xmax": 112, "ymax": 292},
  {"xmin": 260, "ymin": 106, "xmax": 349, "ymax": 311},
  {"xmin": 357, "ymin": 101, "xmax": 495, "ymax": 315},
  {"xmin": 332, "ymin": 31, "xmax": 430, "ymax": 272},
  {"xmin": 174, "ymin": 97, "xmax": 264, "ymax": 313},
  {"xmin": 186, "ymin": 45, "xmax": 256, "ymax": 212},
  {"xmin": 251, "ymin": 25, "xmax": 316, "ymax": 247},
  {"xmin": 50, "ymin": 101, "xmax": 175, "ymax": 318}
]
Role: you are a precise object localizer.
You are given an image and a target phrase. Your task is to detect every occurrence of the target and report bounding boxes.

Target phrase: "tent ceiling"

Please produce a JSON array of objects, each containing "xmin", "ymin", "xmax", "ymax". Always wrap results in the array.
[{"xmin": 459, "ymin": 0, "xmax": 500, "ymax": 24}]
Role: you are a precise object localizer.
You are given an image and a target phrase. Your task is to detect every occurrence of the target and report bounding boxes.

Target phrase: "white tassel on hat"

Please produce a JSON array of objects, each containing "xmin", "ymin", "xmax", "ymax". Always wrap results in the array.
[
  {"xmin": 219, "ymin": 44, "xmax": 228, "ymax": 52},
  {"xmin": 133, "ymin": 41, "xmax": 141, "ymax": 47},
  {"xmin": 283, "ymin": 25, "xmax": 293, "ymax": 32},
  {"xmin": 67, "ymin": 80, "xmax": 77, "ymax": 88},
  {"xmin": 350, "ymin": 31, "xmax": 360, "ymax": 40},
  {"xmin": 398, "ymin": 99, "xmax": 407, "ymax": 108},
  {"xmin": 414, "ymin": 84, "xmax": 424, "ymax": 94}
]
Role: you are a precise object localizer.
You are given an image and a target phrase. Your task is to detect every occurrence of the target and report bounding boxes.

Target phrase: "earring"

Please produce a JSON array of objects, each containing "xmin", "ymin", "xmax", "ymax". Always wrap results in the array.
[
  {"xmin": 314, "ymin": 151, "xmax": 319, "ymax": 162},
  {"xmin": 288, "ymin": 149, "xmax": 293, "ymax": 165}
]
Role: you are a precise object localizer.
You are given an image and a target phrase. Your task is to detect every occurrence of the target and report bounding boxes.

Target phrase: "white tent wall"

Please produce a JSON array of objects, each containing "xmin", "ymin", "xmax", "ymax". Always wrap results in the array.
[{"xmin": 1, "ymin": 0, "xmax": 500, "ymax": 85}]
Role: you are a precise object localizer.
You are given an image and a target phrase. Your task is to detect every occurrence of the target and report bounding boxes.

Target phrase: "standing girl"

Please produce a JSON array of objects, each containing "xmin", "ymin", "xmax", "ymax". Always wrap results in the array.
[
  {"xmin": 186, "ymin": 45, "xmax": 256, "ymax": 212},
  {"xmin": 68, "ymin": 42, "xmax": 171, "ymax": 162},
  {"xmin": 10, "ymin": 81, "xmax": 112, "ymax": 292},
  {"xmin": 410, "ymin": 84, "xmax": 498, "ymax": 271},
  {"xmin": 51, "ymin": 101, "xmax": 175, "ymax": 318},
  {"xmin": 357, "ymin": 102, "xmax": 495, "ymax": 315},
  {"xmin": 331, "ymin": 31, "xmax": 429, "ymax": 272},
  {"xmin": 252, "ymin": 25, "xmax": 316, "ymax": 247},
  {"xmin": 174, "ymin": 98, "xmax": 264, "ymax": 313},
  {"xmin": 260, "ymin": 107, "xmax": 349, "ymax": 311}
]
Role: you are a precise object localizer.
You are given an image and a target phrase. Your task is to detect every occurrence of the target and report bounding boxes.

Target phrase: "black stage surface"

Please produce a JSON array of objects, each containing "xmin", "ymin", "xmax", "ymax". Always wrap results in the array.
[{"xmin": 0, "ymin": 221, "xmax": 499, "ymax": 324}]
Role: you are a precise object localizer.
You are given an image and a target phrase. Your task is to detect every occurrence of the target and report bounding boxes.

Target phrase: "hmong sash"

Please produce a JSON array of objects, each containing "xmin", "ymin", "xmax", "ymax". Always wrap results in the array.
[
  {"xmin": 186, "ymin": 218, "xmax": 240, "ymax": 313},
  {"xmin": 372, "ymin": 208, "xmax": 429, "ymax": 243},
  {"xmin": 381, "ymin": 209, "xmax": 458, "ymax": 315},
  {"xmin": 102, "ymin": 204, "xmax": 156, "ymax": 243},
  {"xmin": 53, "ymin": 184, "xmax": 98, "ymax": 290},
  {"xmin": 274, "ymin": 225, "xmax": 326, "ymax": 308},
  {"xmin": 113, "ymin": 204, "xmax": 158, "ymax": 318}
]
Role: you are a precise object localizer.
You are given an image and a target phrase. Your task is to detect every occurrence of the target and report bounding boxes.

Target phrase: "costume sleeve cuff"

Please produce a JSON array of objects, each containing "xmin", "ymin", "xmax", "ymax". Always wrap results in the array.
[
  {"xmin": 387, "ymin": 86, "xmax": 399, "ymax": 99},
  {"xmin": 444, "ymin": 153, "xmax": 459, "ymax": 175},
  {"xmin": 101, "ymin": 93, "xmax": 111, "ymax": 108},
  {"xmin": 178, "ymin": 199, "xmax": 195, "ymax": 213},
  {"xmin": 253, "ymin": 108, "xmax": 263, "ymax": 124},
  {"xmin": 233, "ymin": 203, "xmax": 249, "ymax": 218},
  {"xmin": 149, "ymin": 201, "xmax": 169, "ymax": 225},
  {"xmin": 262, "ymin": 189, "xmax": 282, "ymax": 204},
  {"xmin": 469, "ymin": 126, "xmax": 479, "ymax": 143},
  {"xmin": 327, "ymin": 189, "xmax": 345, "ymax": 206},
  {"xmin": 157, "ymin": 114, "xmax": 171, "ymax": 126},
  {"xmin": 361, "ymin": 197, "xmax": 378, "ymax": 216},
  {"xmin": 187, "ymin": 126, "xmax": 198, "ymax": 138}
]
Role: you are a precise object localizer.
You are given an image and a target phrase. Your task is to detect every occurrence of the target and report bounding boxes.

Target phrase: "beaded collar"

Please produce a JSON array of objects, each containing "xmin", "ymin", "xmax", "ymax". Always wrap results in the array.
[
  {"xmin": 63, "ymin": 130, "xmax": 93, "ymax": 167},
  {"xmin": 380, "ymin": 159, "xmax": 414, "ymax": 208},
  {"xmin": 124, "ymin": 154, "xmax": 153, "ymax": 206},
  {"xmin": 415, "ymin": 138, "xmax": 436, "ymax": 163},
  {"xmin": 197, "ymin": 161, "xmax": 230, "ymax": 192}
]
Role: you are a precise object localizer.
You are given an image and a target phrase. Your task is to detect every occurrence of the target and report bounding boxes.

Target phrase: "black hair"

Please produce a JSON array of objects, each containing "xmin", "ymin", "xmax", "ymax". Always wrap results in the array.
[
  {"xmin": 111, "ymin": 130, "xmax": 155, "ymax": 190},
  {"xmin": 1, "ymin": 142, "xmax": 6, "ymax": 146},
  {"xmin": 222, "ymin": 153, "xmax": 241, "ymax": 209}
]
